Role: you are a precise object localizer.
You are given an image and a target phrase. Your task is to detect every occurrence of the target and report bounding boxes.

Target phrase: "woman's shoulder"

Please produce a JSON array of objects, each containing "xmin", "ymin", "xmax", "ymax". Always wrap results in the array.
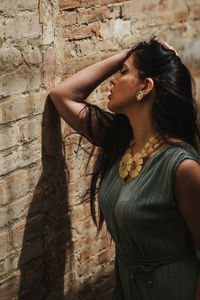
[
  {"xmin": 168, "ymin": 138, "xmax": 200, "ymax": 169},
  {"xmin": 166, "ymin": 138, "xmax": 198, "ymax": 154},
  {"xmin": 163, "ymin": 138, "xmax": 200, "ymax": 181}
]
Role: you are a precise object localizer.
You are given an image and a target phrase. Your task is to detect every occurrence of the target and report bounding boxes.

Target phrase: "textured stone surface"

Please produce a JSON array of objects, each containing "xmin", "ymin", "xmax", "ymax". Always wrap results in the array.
[
  {"xmin": 0, "ymin": 67, "xmax": 41, "ymax": 98},
  {"xmin": 0, "ymin": 230, "xmax": 10, "ymax": 258},
  {"xmin": 0, "ymin": 93, "xmax": 46, "ymax": 124},
  {"xmin": 0, "ymin": 47, "xmax": 23, "ymax": 70},
  {"xmin": 0, "ymin": 0, "xmax": 39, "ymax": 14},
  {"xmin": 5, "ymin": 13, "xmax": 41, "ymax": 40}
]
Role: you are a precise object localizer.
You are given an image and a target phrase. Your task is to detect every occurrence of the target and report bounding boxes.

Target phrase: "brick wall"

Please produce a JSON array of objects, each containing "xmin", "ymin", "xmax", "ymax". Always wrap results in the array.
[{"xmin": 0, "ymin": 0, "xmax": 200, "ymax": 299}]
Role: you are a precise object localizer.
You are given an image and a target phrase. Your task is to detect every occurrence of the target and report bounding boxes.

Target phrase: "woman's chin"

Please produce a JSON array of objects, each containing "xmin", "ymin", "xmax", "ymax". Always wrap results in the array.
[
  {"xmin": 107, "ymin": 100, "xmax": 114, "ymax": 112},
  {"xmin": 107, "ymin": 101, "xmax": 121, "ymax": 114}
]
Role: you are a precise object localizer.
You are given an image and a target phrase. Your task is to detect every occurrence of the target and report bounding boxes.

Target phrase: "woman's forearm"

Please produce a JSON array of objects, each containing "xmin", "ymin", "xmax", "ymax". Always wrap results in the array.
[{"xmin": 50, "ymin": 49, "xmax": 130, "ymax": 102}]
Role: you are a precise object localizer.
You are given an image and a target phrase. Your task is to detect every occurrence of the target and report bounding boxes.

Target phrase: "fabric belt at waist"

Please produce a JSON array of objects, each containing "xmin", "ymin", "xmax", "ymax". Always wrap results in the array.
[{"xmin": 116, "ymin": 244, "xmax": 197, "ymax": 274}]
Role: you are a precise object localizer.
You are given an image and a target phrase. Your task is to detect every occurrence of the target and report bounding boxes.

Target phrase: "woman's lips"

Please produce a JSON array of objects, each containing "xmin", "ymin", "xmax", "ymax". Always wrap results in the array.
[{"xmin": 108, "ymin": 89, "xmax": 113, "ymax": 98}]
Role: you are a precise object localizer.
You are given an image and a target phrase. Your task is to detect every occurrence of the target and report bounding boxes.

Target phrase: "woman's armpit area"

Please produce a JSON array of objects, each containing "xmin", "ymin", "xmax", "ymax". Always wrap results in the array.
[{"xmin": 77, "ymin": 103, "xmax": 115, "ymax": 147}]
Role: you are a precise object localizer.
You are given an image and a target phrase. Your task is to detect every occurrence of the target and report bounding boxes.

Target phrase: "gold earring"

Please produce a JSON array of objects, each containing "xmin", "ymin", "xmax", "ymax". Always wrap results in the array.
[{"xmin": 136, "ymin": 91, "xmax": 144, "ymax": 101}]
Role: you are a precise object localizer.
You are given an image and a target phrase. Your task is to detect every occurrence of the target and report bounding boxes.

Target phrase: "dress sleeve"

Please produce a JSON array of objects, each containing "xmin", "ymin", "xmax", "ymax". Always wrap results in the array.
[{"xmin": 76, "ymin": 102, "xmax": 115, "ymax": 147}]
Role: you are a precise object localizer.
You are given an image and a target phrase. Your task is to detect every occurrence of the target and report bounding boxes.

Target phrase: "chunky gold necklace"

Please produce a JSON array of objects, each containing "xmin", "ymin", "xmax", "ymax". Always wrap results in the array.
[{"xmin": 119, "ymin": 133, "xmax": 165, "ymax": 180}]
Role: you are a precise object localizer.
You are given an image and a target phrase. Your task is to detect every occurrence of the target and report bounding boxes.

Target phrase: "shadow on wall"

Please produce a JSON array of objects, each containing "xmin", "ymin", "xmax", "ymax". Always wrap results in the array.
[
  {"xmin": 17, "ymin": 96, "xmax": 115, "ymax": 299},
  {"xmin": 64, "ymin": 270, "xmax": 115, "ymax": 300},
  {"xmin": 18, "ymin": 96, "xmax": 73, "ymax": 299}
]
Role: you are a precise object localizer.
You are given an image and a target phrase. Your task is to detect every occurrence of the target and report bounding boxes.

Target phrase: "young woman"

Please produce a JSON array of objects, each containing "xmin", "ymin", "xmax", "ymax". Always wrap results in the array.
[{"xmin": 49, "ymin": 38, "xmax": 200, "ymax": 299}]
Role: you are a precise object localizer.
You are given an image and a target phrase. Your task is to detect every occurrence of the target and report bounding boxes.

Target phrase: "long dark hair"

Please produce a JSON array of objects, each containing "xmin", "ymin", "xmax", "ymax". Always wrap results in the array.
[{"xmin": 77, "ymin": 37, "xmax": 200, "ymax": 237}]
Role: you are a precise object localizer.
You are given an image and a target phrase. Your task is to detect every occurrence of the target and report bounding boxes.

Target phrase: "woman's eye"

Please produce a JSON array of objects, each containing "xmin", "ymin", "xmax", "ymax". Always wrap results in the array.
[{"xmin": 120, "ymin": 69, "xmax": 127, "ymax": 75}]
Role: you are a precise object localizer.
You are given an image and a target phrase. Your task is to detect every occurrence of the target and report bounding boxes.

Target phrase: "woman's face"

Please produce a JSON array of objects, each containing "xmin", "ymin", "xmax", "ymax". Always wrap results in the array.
[{"xmin": 107, "ymin": 54, "xmax": 144, "ymax": 114}]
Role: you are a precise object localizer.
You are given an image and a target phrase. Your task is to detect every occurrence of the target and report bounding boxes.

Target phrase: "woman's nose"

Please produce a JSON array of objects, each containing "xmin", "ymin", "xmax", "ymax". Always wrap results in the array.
[{"xmin": 110, "ymin": 73, "xmax": 118, "ymax": 86}]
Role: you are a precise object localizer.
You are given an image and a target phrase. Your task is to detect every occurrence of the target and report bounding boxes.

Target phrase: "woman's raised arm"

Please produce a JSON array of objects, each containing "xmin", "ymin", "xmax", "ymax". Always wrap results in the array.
[{"xmin": 49, "ymin": 49, "xmax": 131, "ymax": 146}]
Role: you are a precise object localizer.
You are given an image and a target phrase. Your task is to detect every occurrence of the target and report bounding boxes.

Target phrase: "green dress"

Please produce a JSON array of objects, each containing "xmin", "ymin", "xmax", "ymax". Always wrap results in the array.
[{"xmin": 98, "ymin": 142, "xmax": 200, "ymax": 300}]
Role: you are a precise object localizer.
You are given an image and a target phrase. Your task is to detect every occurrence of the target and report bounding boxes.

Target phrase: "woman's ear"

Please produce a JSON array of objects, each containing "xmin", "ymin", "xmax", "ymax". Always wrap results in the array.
[{"xmin": 141, "ymin": 77, "xmax": 154, "ymax": 96}]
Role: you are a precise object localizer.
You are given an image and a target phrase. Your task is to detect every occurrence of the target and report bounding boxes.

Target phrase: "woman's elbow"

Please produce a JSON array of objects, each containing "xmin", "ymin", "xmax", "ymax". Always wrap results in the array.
[{"xmin": 49, "ymin": 89, "xmax": 60, "ymax": 104}]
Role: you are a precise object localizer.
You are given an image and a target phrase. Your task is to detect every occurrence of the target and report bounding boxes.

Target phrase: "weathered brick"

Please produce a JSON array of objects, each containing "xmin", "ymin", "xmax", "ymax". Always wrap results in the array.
[
  {"xmin": 75, "ymin": 225, "xmax": 112, "ymax": 251},
  {"xmin": 186, "ymin": 0, "xmax": 200, "ymax": 4},
  {"xmin": 174, "ymin": 8, "xmax": 189, "ymax": 22},
  {"xmin": 64, "ymin": 43, "xmax": 77, "ymax": 59},
  {"xmin": 0, "ymin": 66, "xmax": 40, "ymax": 98},
  {"xmin": 24, "ymin": 45, "xmax": 42, "ymax": 65},
  {"xmin": 78, "ymin": 237, "xmax": 113, "ymax": 263},
  {"xmin": 0, "ymin": 149, "xmax": 19, "ymax": 177},
  {"xmin": 0, "ymin": 164, "xmax": 41, "ymax": 205},
  {"xmin": 0, "ymin": 92, "xmax": 46, "ymax": 124},
  {"xmin": 9, "ymin": 193, "xmax": 34, "ymax": 222},
  {"xmin": 63, "ymin": 23, "xmax": 100, "ymax": 40},
  {"xmin": 0, "ymin": 95, "xmax": 33, "ymax": 123},
  {"xmin": 19, "ymin": 0, "xmax": 39, "ymax": 10},
  {"xmin": 0, "ymin": 0, "xmax": 13, "ymax": 13},
  {"xmin": 77, "ymin": 6, "xmax": 111, "ymax": 24},
  {"xmin": 70, "ymin": 204, "xmax": 91, "ymax": 224},
  {"xmin": 192, "ymin": 5, "xmax": 200, "ymax": 20},
  {"xmin": 0, "ymin": 139, "xmax": 41, "ymax": 176},
  {"xmin": 11, "ymin": 220, "xmax": 27, "ymax": 250},
  {"xmin": 77, "ymin": 260, "xmax": 93, "ymax": 277},
  {"xmin": 60, "ymin": 0, "xmax": 128, "ymax": 10},
  {"xmin": 0, "ymin": 19, "xmax": 4, "ymax": 46},
  {"xmin": 182, "ymin": 39, "xmax": 200, "ymax": 65},
  {"xmin": 193, "ymin": 20, "xmax": 200, "ymax": 34},
  {"xmin": 79, "ymin": 248, "xmax": 91, "ymax": 263},
  {"xmin": 121, "ymin": 0, "xmax": 143, "ymax": 18},
  {"xmin": 0, "ymin": 0, "xmax": 38, "ymax": 15},
  {"xmin": 5, "ymin": 12, "xmax": 41, "ymax": 40},
  {"xmin": 61, "ymin": 54, "xmax": 100, "ymax": 75},
  {"xmin": 9, "ymin": 252, "xmax": 20, "ymax": 271},
  {"xmin": 99, "ymin": 19, "xmax": 131, "ymax": 42},
  {"xmin": 43, "ymin": 20, "xmax": 54, "ymax": 45},
  {"xmin": 101, "ymin": 0, "xmax": 128, "ymax": 4},
  {"xmin": 0, "ymin": 125, "xmax": 19, "ymax": 151},
  {"xmin": 0, "ymin": 171, "xmax": 27, "ymax": 205},
  {"xmin": 11, "ymin": 216, "xmax": 43, "ymax": 250},
  {"xmin": 59, "ymin": 0, "xmax": 98, "ymax": 10},
  {"xmin": 95, "ymin": 37, "xmax": 119, "ymax": 52},
  {"xmin": 97, "ymin": 247, "xmax": 115, "ymax": 264},
  {"xmin": 142, "ymin": 2, "xmax": 157, "ymax": 13},
  {"xmin": 0, "ymin": 257, "xmax": 10, "ymax": 277},
  {"xmin": 57, "ymin": 11, "xmax": 77, "ymax": 26},
  {"xmin": 73, "ymin": 217, "xmax": 96, "ymax": 235},
  {"xmin": 44, "ymin": 47, "xmax": 55, "ymax": 89},
  {"xmin": 77, "ymin": 39, "xmax": 96, "ymax": 56},
  {"xmin": 122, "ymin": 0, "xmax": 174, "ymax": 25},
  {"xmin": 108, "ymin": 5, "xmax": 121, "ymax": 19},
  {"xmin": 170, "ymin": 23, "xmax": 187, "ymax": 34},
  {"xmin": 74, "ymin": 233, "xmax": 98, "ymax": 250},
  {"xmin": 0, "ymin": 230, "xmax": 9, "ymax": 258},
  {"xmin": 18, "ymin": 115, "xmax": 42, "ymax": 143},
  {"xmin": 0, "ymin": 206, "xmax": 8, "ymax": 228},
  {"xmin": 1, "ymin": 114, "xmax": 41, "ymax": 150},
  {"xmin": 0, "ymin": 272, "xmax": 20, "ymax": 299},
  {"xmin": 0, "ymin": 47, "xmax": 23, "ymax": 71}
]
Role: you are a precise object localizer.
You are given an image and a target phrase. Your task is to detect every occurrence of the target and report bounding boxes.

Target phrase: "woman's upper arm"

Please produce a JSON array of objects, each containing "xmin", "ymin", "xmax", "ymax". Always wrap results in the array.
[
  {"xmin": 49, "ymin": 91, "xmax": 115, "ymax": 147},
  {"xmin": 175, "ymin": 159, "xmax": 200, "ymax": 250}
]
